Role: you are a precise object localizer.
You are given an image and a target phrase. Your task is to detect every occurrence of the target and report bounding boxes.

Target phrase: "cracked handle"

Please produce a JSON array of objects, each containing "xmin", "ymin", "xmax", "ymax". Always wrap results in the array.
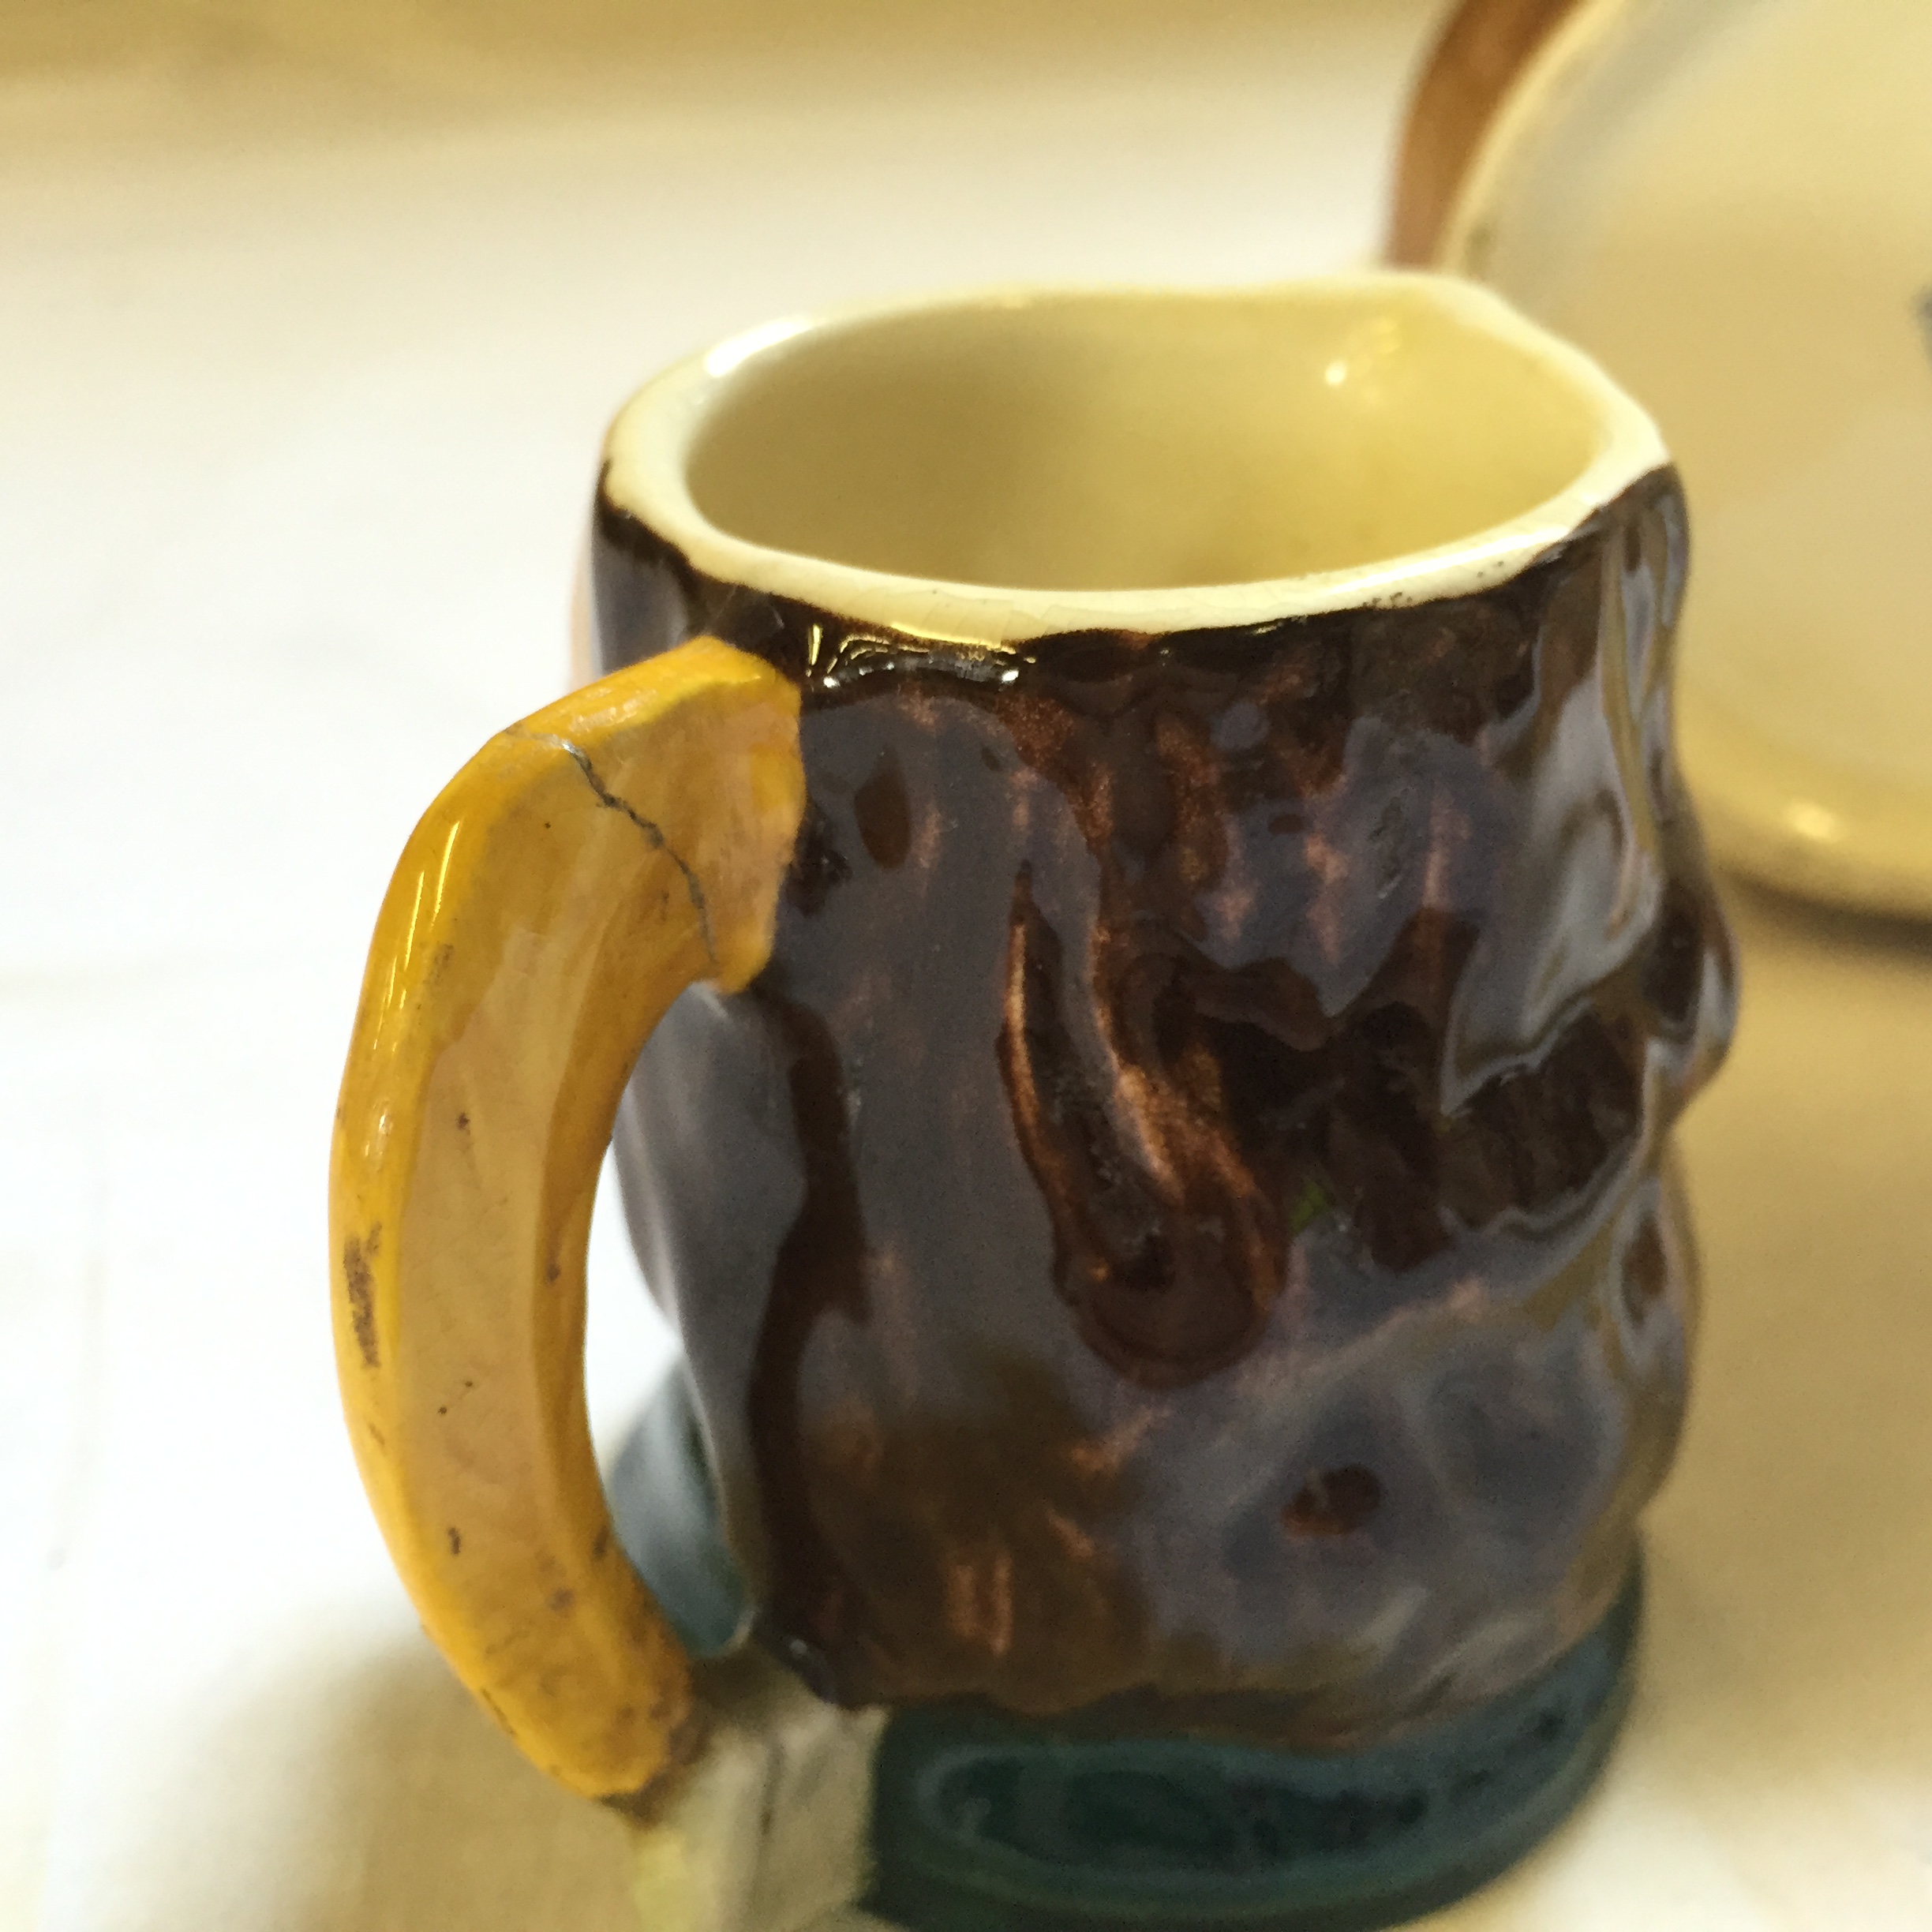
[{"xmin": 330, "ymin": 638, "xmax": 804, "ymax": 1803}]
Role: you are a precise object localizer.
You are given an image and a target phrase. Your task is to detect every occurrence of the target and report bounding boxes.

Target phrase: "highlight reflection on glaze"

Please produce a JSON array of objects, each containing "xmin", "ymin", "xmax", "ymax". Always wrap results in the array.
[{"xmin": 602, "ymin": 469, "xmax": 1734, "ymax": 1747}]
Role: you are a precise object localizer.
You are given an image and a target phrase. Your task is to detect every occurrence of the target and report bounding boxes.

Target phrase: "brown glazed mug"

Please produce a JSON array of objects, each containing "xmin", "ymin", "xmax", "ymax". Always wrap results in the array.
[{"xmin": 332, "ymin": 274, "xmax": 1735, "ymax": 1930}]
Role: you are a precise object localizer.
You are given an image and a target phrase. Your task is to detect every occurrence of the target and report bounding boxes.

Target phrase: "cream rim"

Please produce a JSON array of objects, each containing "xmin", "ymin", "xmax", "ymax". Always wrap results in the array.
[{"xmin": 601, "ymin": 271, "xmax": 1667, "ymax": 648}]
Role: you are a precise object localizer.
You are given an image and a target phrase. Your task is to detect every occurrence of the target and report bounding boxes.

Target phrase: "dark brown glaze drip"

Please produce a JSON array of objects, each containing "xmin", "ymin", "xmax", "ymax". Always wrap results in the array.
[
  {"xmin": 1619, "ymin": 1214, "xmax": 1670, "ymax": 1325},
  {"xmin": 595, "ymin": 466, "xmax": 1739, "ymax": 1738},
  {"xmin": 853, "ymin": 747, "xmax": 912, "ymax": 871},
  {"xmin": 998, "ymin": 862, "xmax": 1281, "ymax": 1384},
  {"xmin": 1283, "ymin": 1466, "xmax": 1384, "ymax": 1538},
  {"xmin": 740, "ymin": 985, "xmax": 868, "ymax": 1690}
]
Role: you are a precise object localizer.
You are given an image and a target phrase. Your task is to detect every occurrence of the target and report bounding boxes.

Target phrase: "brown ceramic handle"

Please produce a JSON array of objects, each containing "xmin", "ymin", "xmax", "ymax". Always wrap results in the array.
[
  {"xmin": 1387, "ymin": 0, "xmax": 1588, "ymax": 264},
  {"xmin": 329, "ymin": 638, "xmax": 803, "ymax": 1803}
]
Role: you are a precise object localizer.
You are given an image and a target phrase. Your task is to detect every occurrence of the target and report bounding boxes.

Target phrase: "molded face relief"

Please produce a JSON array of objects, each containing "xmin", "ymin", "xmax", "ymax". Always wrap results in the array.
[{"xmin": 593, "ymin": 280, "xmax": 1734, "ymax": 1746}]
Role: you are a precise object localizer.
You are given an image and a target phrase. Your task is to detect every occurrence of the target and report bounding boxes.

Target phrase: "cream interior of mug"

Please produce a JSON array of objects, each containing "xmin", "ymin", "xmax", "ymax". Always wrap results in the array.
[{"xmin": 605, "ymin": 274, "xmax": 1665, "ymax": 641}]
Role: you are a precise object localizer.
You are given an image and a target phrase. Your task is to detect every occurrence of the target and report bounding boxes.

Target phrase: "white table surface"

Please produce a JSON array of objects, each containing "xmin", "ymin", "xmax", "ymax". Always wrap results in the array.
[{"xmin": 5, "ymin": 4, "xmax": 1930, "ymax": 1927}]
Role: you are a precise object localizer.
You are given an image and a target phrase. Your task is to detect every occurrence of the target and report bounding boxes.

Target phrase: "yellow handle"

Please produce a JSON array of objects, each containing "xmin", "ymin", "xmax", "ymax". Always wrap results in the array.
[{"xmin": 330, "ymin": 638, "xmax": 804, "ymax": 1804}]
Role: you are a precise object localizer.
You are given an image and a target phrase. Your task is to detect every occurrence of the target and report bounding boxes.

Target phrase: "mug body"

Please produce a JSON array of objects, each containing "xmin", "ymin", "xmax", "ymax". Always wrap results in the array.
[{"xmin": 588, "ymin": 276, "xmax": 1735, "ymax": 1748}]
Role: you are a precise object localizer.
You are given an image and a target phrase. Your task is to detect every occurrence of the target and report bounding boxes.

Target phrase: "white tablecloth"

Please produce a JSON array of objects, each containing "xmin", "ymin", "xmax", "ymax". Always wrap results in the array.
[{"xmin": 4, "ymin": 3, "xmax": 1928, "ymax": 1926}]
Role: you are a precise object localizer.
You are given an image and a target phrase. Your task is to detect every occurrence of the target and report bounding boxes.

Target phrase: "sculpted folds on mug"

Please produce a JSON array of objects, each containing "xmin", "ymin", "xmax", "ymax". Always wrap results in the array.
[{"xmin": 591, "ymin": 281, "xmax": 1737, "ymax": 1746}]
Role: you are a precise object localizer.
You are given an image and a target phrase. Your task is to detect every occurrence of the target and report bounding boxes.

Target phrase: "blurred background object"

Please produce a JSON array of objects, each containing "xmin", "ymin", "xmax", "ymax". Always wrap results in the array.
[
  {"xmin": 1395, "ymin": 0, "xmax": 1932, "ymax": 916},
  {"xmin": 7, "ymin": 3, "xmax": 1932, "ymax": 1929}
]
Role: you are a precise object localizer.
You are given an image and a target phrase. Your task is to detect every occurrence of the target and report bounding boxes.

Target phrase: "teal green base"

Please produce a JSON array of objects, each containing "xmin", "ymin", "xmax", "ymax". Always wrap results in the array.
[{"xmin": 865, "ymin": 1574, "xmax": 1638, "ymax": 1932}]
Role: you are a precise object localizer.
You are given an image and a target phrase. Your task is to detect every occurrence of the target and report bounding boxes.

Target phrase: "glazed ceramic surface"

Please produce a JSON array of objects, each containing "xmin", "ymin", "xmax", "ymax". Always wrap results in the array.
[
  {"xmin": 1401, "ymin": 0, "xmax": 1932, "ymax": 915},
  {"xmin": 589, "ymin": 280, "xmax": 1735, "ymax": 1743},
  {"xmin": 331, "ymin": 277, "xmax": 1736, "ymax": 1932}
]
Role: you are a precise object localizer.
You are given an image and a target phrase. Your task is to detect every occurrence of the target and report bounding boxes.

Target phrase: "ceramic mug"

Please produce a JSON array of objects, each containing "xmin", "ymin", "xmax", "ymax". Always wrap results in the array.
[{"xmin": 332, "ymin": 273, "xmax": 1735, "ymax": 1928}]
